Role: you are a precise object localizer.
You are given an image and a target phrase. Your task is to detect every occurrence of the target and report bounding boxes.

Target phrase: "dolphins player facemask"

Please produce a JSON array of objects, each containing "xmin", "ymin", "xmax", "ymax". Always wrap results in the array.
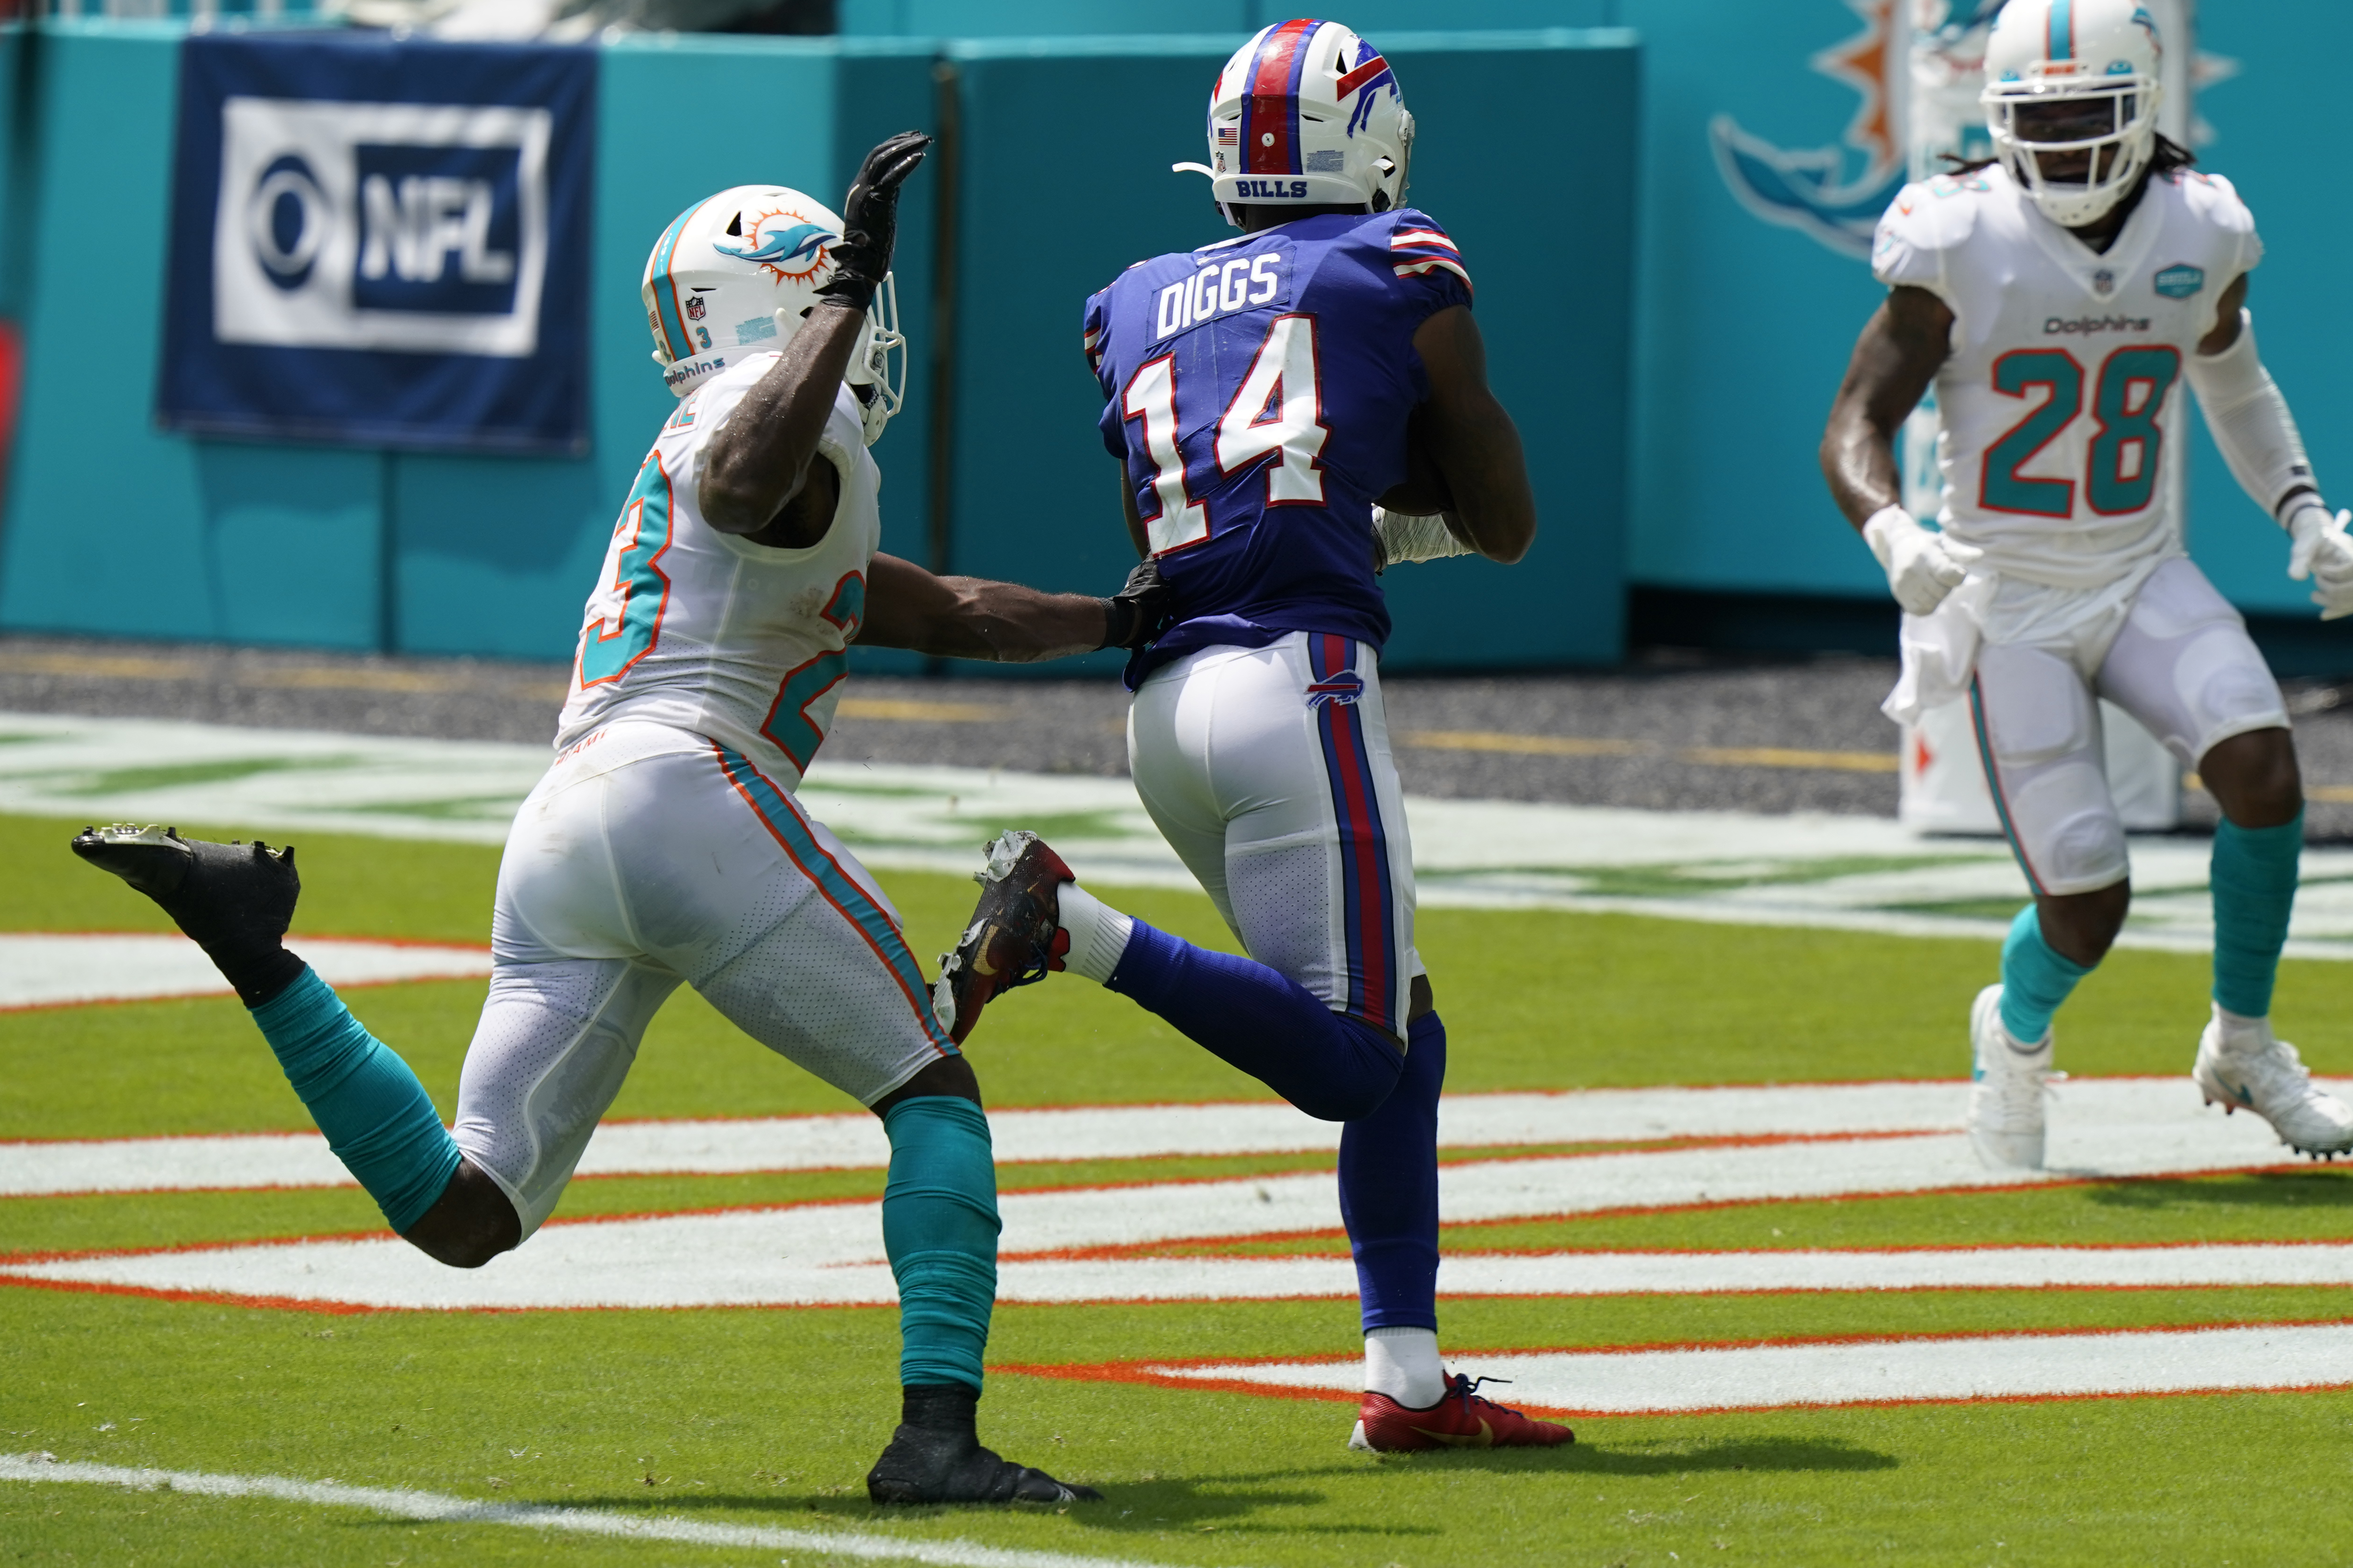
[
  {"xmin": 1174, "ymin": 17, "xmax": 1414, "ymax": 228},
  {"xmin": 639, "ymin": 184, "xmax": 905, "ymax": 444},
  {"xmin": 1981, "ymin": 0, "xmax": 2164, "ymax": 230}
]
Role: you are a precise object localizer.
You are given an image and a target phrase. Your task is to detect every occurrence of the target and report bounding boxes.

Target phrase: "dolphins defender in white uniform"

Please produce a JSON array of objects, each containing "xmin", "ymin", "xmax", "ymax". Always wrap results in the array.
[
  {"xmin": 71, "ymin": 134, "xmax": 1163, "ymax": 1504},
  {"xmin": 1823, "ymin": 0, "xmax": 2353, "ymax": 1167}
]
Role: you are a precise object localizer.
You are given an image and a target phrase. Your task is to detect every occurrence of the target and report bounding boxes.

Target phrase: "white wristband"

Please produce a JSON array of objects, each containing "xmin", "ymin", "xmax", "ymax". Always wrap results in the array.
[{"xmin": 1859, "ymin": 504, "xmax": 1918, "ymax": 572}]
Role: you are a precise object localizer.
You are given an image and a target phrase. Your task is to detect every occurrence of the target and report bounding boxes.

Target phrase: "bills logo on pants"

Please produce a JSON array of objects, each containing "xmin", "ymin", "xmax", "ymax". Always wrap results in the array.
[{"xmin": 1129, "ymin": 631, "xmax": 1419, "ymax": 1039}]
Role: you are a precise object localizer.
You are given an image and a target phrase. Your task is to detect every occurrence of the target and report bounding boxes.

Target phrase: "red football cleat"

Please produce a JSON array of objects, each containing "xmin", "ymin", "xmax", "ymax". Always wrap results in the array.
[
  {"xmin": 1350, "ymin": 1374, "xmax": 1575, "ymax": 1452},
  {"xmin": 932, "ymin": 830, "xmax": 1076, "ymax": 1045}
]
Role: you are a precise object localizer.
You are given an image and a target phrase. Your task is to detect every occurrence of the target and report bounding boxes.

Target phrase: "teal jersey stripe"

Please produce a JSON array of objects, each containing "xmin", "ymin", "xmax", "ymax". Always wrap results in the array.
[
  {"xmin": 712, "ymin": 743, "xmax": 954, "ymax": 1051},
  {"xmin": 2048, "ymin": 0, "xmax": 2074, "ymax": 61},
  {"xmin": 648, "ymin": 199, "xmax": 709, "ymax": 362}
]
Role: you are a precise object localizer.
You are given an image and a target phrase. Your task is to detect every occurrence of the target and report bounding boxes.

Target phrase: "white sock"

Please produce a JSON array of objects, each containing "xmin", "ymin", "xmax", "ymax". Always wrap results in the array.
[
  {"xmin": 1364, "ymin": 1327, "xmax": 1445, "ymax": 1409},
  {"xmin": 2213, "ymin": 1003, "xmax": 2270, "ymax": 1049},
  {"xmin": 1056, "ymin": 883, "xmax": 1133, "ymax": 985}
]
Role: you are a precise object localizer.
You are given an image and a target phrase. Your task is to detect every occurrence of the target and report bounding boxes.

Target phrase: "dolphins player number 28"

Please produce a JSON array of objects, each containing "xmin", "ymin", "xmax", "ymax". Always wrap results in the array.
[{"xmin": 1983, "ymin": 345, "xmax": 2181, "ymax": 516}]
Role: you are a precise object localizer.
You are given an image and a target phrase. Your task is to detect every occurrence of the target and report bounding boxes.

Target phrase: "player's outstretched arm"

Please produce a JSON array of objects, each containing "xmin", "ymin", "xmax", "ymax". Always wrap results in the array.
[
  {"xmin": 699, "ymin": 131, "xmax": 930, "ymax": 540},
  {"xmin": 2186, "ymin": 274, "xmax": 2353, "ymax": 619},
  {"xmin": 858, "ymin": 552, "xmax": 1169, "ymax": 662},
  {"xmin": 1821, "ymin": 285, "xmax": 1982, "ymax": 617},
  {"xmin": 1405, "ymin": 305, "xmax": 1535, "ymax": 564}
]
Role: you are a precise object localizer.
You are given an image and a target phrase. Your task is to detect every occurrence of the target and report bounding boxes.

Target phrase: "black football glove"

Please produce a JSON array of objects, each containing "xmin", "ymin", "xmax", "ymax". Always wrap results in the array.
[
  {"xmin": 816, "ymin": 131, "xmax": 930, "ymax": 314},
  {"xmin": 1099, "ymin": 558, "xmax": 1175, "ymax": 650}
]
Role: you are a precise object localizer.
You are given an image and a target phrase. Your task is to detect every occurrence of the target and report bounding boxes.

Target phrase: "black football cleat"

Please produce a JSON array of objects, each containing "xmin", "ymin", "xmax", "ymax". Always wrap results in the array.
[
  {"xmin": 71, "ymin": 824, "xmax": 305, "ymax": 1005},
  {"xmin": 932, "ymin": 830, "xmax": 1076, "ymax": 1046},
  {"xmin": 866, "ymin": 1422, "xmax": 1101, "ymax": 1506}
]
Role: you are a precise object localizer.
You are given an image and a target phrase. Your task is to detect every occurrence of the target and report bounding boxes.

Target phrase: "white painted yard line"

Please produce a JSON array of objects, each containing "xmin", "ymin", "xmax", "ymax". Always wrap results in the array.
[
  {"xmin": 0, "ymin": 1079, "xmax": 1974, "ymax": 1197},
  {"xmin": 1143, "ymin": 1321, "xmax": 2353, "ymax": 1416},
  {"xmin": 0, "ymin": 1454, "xmax": 1171, "ymax": 1568},
  {"xmin": 0, "ymin": 1090, "xmax": 2310, "ymax": 1309},
  {"xmin": 0, "ymin": 933, "xmax": 492, "ymax": 1011},
  {"xmin": 8, "ymin": 1077, "xmax": 2280, "ymax": 1199},
  {"xmin": 16, "ymin": 710, "xmax": 2353, "ymax": 950}
]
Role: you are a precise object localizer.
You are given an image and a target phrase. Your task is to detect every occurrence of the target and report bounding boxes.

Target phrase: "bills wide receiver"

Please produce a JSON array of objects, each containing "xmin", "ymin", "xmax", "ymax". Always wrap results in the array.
[
  {"xmin": 1821, "ymin": 0, "xmax": 2353, "ymax": 1167},
  {"xmin": 71, "ymin": 134, "xmax": 1167, "ymax": 1505},
  {"xmin": 931, "ymin": 20, "xmax": 1574, "ymax": 1453}
]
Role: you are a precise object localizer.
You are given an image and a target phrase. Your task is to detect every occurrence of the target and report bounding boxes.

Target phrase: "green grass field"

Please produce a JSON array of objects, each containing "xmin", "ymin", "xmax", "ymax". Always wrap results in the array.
[{"xmin": 9, "ymin": 808, "xmax": 2353, "ymax": 1566}]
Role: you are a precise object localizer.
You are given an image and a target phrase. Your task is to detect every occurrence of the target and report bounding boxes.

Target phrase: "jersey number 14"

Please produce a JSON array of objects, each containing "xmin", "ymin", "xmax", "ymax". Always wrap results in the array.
[
  {"xmin": 1122, "ymin": 312, "xmax": 1330, "ymax": 556},
  {"xmin": 1982, "ymin": 346, "xmax": 2182, "ymax": 519}
]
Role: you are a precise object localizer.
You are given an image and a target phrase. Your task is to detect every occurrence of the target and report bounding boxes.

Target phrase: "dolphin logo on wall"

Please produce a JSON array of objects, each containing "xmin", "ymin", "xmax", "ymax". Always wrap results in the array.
[{"xmin": 1708, "ymin": 0, "xmax": 1917, "ymax": 261}]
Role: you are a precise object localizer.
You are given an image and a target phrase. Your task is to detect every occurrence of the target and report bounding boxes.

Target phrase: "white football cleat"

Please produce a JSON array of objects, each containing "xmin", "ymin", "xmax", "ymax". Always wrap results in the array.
[
  {"xmin": 1968, "ymin": 983, "xmax": 2052, "ymax": 1170},
  {"xmin": 2193, "ymin": 1008, "xmax": 2353, "ymax": 1158}
]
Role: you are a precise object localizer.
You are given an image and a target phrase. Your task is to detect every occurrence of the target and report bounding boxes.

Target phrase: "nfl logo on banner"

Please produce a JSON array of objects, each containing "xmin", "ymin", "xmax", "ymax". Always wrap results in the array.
[{"xmin": 159, "ymin": 33, "xmax": 594, "ymax": 454}]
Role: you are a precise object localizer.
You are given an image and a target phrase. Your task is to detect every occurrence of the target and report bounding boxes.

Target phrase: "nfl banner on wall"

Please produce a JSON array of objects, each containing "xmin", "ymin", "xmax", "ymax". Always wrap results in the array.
[{"xmin": 158, "ymin": 33, "xmax": 594, "ymax": 454}]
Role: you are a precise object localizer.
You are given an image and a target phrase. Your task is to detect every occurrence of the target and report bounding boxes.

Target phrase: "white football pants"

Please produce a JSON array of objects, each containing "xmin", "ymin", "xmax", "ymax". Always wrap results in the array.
[
  {"xmin": 1128, "ymin": 631, "xmax": 1421, "ymax": 1036},
  {"xmin": 452, "ymin": 720, "xmax": 952, "ymax": 1236},
  {"xmin": 1972, "ymin": 557, "xmax": 2290, "ymax": 897}
]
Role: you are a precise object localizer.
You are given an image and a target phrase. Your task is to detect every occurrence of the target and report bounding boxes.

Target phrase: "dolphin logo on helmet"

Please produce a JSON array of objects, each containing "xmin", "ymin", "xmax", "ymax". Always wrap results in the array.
[
  {"xmin": 640, "ymin": 185, "xmax": 904, "ymax": 445},
  {"xmin": 714, "ymin": 220, "xmax": 836, "ymax": 275}
]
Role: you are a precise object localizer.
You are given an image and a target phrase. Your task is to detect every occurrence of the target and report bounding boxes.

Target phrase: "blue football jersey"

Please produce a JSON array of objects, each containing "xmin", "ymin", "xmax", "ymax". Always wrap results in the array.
[{"xmin": 1084, "ymin": 208, "xmax": 1473, "ymax": 684}]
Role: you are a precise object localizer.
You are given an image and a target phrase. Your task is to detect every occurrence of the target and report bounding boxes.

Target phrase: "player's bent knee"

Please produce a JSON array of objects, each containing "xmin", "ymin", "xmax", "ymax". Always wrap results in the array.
[
  {"xmin": 2201, "ymin": 727, "xmax": 2303, "ymax": 827},
  {"xmin": 399, "ymin": 1160, "xmax": 522, "ymax": 1269},
  {"xmin": 872, "ymin": 1054, "xmax": 982, "ymax": 1117},
  {"xmin": 2037, "ymin": 882, "xmax": 2130, "ymax": 967}
]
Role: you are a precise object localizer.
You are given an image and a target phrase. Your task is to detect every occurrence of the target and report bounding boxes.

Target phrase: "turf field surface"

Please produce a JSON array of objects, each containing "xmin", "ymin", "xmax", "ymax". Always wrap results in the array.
[{"xmin": 10, "ymin": 810, "xmax": 2353, "ymax": 1565}]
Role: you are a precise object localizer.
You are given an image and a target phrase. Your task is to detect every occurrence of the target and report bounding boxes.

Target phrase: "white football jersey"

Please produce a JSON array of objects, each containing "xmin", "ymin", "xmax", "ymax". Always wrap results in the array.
[
  {"xmin": 1873, "ymin": 162, "xmax": 2262, "ymax": 589},
  {"xmin": 555, "ymin": 354, "xmax": 880, "ymax": 789}
]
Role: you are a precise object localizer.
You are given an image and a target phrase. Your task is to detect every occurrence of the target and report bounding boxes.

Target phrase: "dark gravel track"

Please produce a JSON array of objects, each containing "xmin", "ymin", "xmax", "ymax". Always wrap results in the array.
[{"xmin": 9, "ymin": 631, "xmax": 2353, "ymax": 836}]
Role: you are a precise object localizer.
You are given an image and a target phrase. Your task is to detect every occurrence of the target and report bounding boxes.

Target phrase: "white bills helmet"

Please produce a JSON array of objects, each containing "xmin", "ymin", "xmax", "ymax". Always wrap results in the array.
[
  {"xmin": 640, "ymin": 184, "xmax": 905, "ymax": 445},
  {"xmin": 1174, "ymin": 18, "xmax": 1413, "ymax": 228},
  {"xmin": 1981, "ymin": 0, "xmax": 2163, "ymax": 229}
]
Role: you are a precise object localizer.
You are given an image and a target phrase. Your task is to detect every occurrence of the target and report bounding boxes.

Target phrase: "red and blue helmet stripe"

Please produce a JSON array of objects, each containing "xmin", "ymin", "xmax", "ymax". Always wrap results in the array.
[{"xmin": 1240, "ymin": 17, "xmax": 1320, "ymax": 177}]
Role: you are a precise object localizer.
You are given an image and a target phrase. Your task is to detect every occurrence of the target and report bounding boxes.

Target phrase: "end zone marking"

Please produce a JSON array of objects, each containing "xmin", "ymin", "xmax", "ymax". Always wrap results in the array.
[
  {"xmin": 10, "ymin": 1077, "xmax": 2316, "ymax": 1199},
  {"xmin": 0, "ymin": 1454, "xmax": 1174, "ymax": 1568},
  {"xmin": 0, "ymin": 932, "xmax": 492, "ymax": 1013},
  {"xmin": 1013, "ymin": 1319, "xmax": 2353, "ymax": 1418}
]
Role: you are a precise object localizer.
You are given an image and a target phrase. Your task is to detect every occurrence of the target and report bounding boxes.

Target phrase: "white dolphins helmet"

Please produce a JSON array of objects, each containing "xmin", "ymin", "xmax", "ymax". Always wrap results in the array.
[
  {"xmin": 1174, "ymin": 18, "xmax": 1413, "ymax": 228},
  {"xmin": 1981, "ymin": 0, "xmax": 2163, "ymax": 229},
  {"xmin": 640, "ymin": 184, "xmax": 905, "ymax": 444}
]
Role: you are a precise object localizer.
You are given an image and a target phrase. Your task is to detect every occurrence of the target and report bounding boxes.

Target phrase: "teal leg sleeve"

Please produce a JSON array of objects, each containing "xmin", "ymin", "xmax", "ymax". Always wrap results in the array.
[
  {"xmin": 1999, "ymin": 905, "xmax": 2091, "ymax": 1044},
  {"xmin": 2212, "ymin": 811, "xmax": 2303, "ymax": 1019},
  {"xmin": 250, "ymin": 968, "xmax": 462, "ymax": 1233},
  {"xmin": 880, "ymin": 1096, "xmax": 1000, "ymax": 1393}
]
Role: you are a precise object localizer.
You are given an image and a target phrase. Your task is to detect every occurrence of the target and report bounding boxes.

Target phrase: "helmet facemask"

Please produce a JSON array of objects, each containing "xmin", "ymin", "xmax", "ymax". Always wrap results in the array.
[{"xmin": 1983, "ymin": 73, "xmax": 2160, "ymax": 229}]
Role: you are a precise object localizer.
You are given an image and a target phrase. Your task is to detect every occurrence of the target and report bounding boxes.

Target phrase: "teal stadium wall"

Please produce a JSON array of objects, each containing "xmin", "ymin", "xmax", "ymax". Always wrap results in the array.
[
  {"xmin": 934, "ymin": 30, "xmax": 1637, "ymax": 676},
  {"xmin": 0, "ymin": 24, "xmax": 940, "ymax": 665},
  {"xmin": 0, "ymin": 17, "xmax": 1637, "ymax": 671}
]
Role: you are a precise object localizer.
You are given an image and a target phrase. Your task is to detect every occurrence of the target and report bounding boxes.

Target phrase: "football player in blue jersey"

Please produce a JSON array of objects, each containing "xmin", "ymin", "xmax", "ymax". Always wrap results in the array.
[{"xmin": 935, "ymin": 19, "xmax": 1569, "ymax": 1453}]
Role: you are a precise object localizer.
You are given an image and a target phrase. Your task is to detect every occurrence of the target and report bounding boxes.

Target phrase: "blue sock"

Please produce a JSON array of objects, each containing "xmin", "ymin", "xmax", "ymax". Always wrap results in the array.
[
  {"xmin": 1107, "ymin": 920, "xmax": 1405, "ymax": 1122},
  {"xmin": 1340, "ymin": 1009, "xmax": 1445, "ymax": 1333},
  {"xmin": 1998, "ymin": 905, "xmax": 2091, "ymax": 1045},
  {"xmin": 249, "ymin": 968, "xmax": 463, "ymax": 1234},
  {"xmin": 880, "ymin": 1096, "xmax": 1000, "ymax": 1393},
  {"xmin": 2212, "ymin": 812, "xmax": 2302, "ymax": 1018}
]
